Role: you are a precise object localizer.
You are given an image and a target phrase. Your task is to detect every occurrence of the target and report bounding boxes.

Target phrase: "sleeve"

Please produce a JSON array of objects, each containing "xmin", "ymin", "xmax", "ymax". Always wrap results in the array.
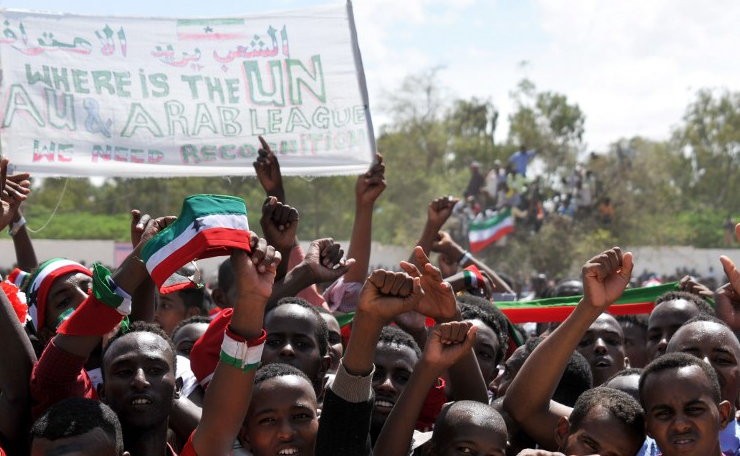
[
  {"xmin": 30, "ymin": 340, "xmax": 95, "ymax": 420},
  {"xmin": 315, "ymin": 360, "xmax": 374, "ymax": 456},
  {"xmin": 322, "ymin": 277, "xmax": 363, "ymax": 313},
  {"xmin": 178, "ymin": 431, "xmax": 199, "ymax": 456}
]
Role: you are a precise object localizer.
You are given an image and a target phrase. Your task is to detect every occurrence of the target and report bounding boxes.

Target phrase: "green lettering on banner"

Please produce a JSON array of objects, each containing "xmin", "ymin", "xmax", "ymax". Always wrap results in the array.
[
  {"xmin": 225, "ymin": 78, "xmax": 240, "ymax": 104},
  {"xmin": 25, "ymin": 64, "xmax": 52, "ymax": 87},
  {"xmin": 181, "ymin": 75, "xmax": 203, "ymax": 99},
  {"xmin": 72, "ymin": 70, "xmax": 91, "ymax": 94},
  {"xmin": 311, "ymin": 106, "xmax": 329, "ymax": 129},
  {"xmin": 149, "ymin": 73, "xmax": 170, "ymax": 98},
  {"xmin": 51, "ymin": 67, "xmax": 70, "ymax": 92},
  {"xmin": 218, "ymin": 107, "xmax": 242, "ymax": 136},
  {"xmin": 113, "ymin": 72, "xmax": 132, "ymax": 98},
  {"xmin": 121, "ymin": 103, "xmax": 163, "ymax": 137},
  {"xmin": 285, "ymin": 107, "xmax": 311, "ymax": 132},
  {"xmin": 164, "ymin": 100, "xmax": 189, "ymax": 136},
  {"xmin": 92, "ymin": 71, "xmax": 115, "ymax": 95},
  {"xmin": 3, "ymin": 85, "xmax": 45, "ymax": 127},
  {"xmin": 243, "ymin": 60, "xmax": 285, "ymax": 106},
  {"xmin": 192, "ymin": 103, "xmax": 217, "ymax": 136},
  {"xmin": 286, "ymin": 55, "xmax": 325, "ymax": 105},
  {"xmin": 267, "ymin": 109, "xmax": 282, "ymax": 134},
  {"xmin": 44, "ymin": 88, "xmax": 76, "ymax": 131}
]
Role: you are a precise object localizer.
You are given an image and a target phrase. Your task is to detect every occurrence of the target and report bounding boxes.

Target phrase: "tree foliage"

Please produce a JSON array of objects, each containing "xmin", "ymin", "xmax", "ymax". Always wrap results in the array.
[{"xmin": 16, "ymin": 73, "xmax": 740, "ymax": 281}]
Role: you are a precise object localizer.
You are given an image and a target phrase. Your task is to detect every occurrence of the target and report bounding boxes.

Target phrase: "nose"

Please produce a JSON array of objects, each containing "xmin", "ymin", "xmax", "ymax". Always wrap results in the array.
[
  {"xmin": 277, "ymin": 419, "xmax": 296, "ymax": 442},
  {"xmin": 672, "ymin": 413, "xmax": 693, "ymax": 434},
  {"xmin": 655, "ymin": 336, "xmax": 668, "ymax": 357},
  {"xmin": 279, "ymin": 342, "xmax": 295, "ymax": 358},
  {"xmin": 131, "ymin": 368, "xmax": 150, "ymax": 390},
  {"xmin": 375, "ymin": 375, "xmax": 397, "ymax": 395},
  {"xmin": 594, "ymin": 338, "xmax": 608, "ymax": 354}
]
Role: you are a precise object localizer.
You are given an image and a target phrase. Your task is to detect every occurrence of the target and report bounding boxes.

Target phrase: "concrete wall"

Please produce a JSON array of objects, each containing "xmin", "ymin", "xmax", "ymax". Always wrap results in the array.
[{"xmin": 0, "ymin": 239, "xmax": 736, "ymax": 284}]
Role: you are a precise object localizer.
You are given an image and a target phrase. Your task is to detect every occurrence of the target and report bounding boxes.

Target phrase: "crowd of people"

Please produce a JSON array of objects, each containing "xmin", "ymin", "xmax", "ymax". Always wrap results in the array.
[
  {"xmin": 458, "ymin": 147, "xmax": 617, "ymax": 239},
  {"xmin": 0, "ymin": 135, "xmax": 738, "ymax": 456}
]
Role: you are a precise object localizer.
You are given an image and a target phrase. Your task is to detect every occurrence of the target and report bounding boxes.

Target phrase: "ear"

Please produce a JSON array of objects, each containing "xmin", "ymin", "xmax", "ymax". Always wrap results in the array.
[
  {"xmin": 211, "ymin": 289, "xmax": 227, "ymax": 308},
  {"xmin": 624, "ymin": 356, "xmax": 631, "ymax": 369},
  {"xmin": 174, "ymin": 376, "xmax": 183, "ymax": 400},
  {"xmin": 319, "ymin": 354, "xmax": 331, "ymax": 378},
  {"xmin": 555, "ymin": 416, "xmax": 570, "ymax": 450},
  {"xmin": 718, "ymin": 400, "xmax": 733, "ymax": 428},
  {"xmin": 238, "ymin": 422, "xmax": 250, "ymax": 448}
]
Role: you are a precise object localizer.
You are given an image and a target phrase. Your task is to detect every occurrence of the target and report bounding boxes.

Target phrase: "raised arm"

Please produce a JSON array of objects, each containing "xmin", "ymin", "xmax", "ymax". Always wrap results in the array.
[
  {"xmin": 253, "ymin": 136, "xmax": 286, "ymax": 203},
  {"xmin": 344, "ymin": 153, "xmax": 386, "ymax": 283},
  {"xmin": 260, "ymin": 196, "xmax": 299, "ymax": 281},
  {"xmin": 401, "ymin": 246, "xmax": 488, "ymax": 404},
  {"xmin": 432, "ymin": 231, "xmax": 514, "ymax": 294},
  {"xmin": 0, "ymin": 287, "xmax": 36, "ymax": 455},
  {"xmin": 128, "ymin": 210, "xmax": 156, "ymax": 323},
  {"xmin": 316, "ymin": 269, "xmax": 422, "ymax": 456},
  {"xmin": 0, "ymin": 161, "xmax": 35, "ymax": 270},
  {"xmin": 191, "ymin": 236, "xmax": 280, "ymax": 456},
  {"xmin": 410, "ymin": 196, "xmax": 459, "ymax": 268},
  {"xmin": 502, "ymin": 247, "xmax": 633, "ymax": 450},
  {"xmin": 267, "ymin": 238, "xmax": 354, "ymax": 309},
  {"xmin": 373, "ymin": 321, "xmax": 477, "ymax": 456}
]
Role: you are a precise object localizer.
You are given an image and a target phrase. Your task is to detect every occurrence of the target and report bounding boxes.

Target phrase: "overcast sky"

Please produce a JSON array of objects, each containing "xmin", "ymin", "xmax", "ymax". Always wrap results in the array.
[{"xmin": 9, "ymin": 0, "xmax": 740, "ymax": 151}]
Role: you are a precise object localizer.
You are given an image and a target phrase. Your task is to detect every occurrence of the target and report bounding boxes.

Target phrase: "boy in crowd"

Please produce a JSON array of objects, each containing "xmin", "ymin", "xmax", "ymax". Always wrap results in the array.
[
  {"xmin": 576, "ymin": 312, "xmax": 627, "ymax": 386},
  {"xmin": 646, "ymin": 290, "xmax": 715, "ymax": 361},
  {"xmin": 617, "ymin": 315, "xmax": 649, "ymax": 368},
  {"xmin": 30, "ymin": 397, "xmax": 125, "ymax": 456},
  {"xmin": 504, "ymin": 247, "xmax": 646, "ymax": 456},
  {"xmin": 155, "ymin": 286, "xmax": 207, "ymax": 336},
  {"xmin": 639, "ymin": 352, "xmax": 733, "ymax": 456}
]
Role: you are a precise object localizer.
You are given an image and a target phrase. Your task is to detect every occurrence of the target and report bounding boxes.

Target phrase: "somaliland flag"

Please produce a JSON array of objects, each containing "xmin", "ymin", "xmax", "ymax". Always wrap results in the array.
[
  {"xmin": 497, "ymin": 281, "xmax": 679, "ymax": 323},
  {"xmin": 176, "ymin": 18, "xmax": 248, "ymax": 41},
  {"xmin": 468, "ymin": 208, "xmax": 514, "ymax": 253}
]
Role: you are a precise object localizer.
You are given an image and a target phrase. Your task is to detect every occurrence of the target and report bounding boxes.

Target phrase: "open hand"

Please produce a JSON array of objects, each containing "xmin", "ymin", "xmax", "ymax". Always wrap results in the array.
[{"xmin": 401, "ymin": 246, "xmax": 459, "ymax": 322}]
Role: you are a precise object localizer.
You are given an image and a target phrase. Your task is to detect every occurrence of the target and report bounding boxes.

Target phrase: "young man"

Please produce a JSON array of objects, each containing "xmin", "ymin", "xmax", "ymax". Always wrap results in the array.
[
  {"xmin": 646, "ymin": 291, "xmax": 715, "ymax": 361},
  {"xmin": 155, "ymin": 287, "xmax": 206, "ymax": 336},
  {"xmin": 238, "ymin": 363, "xmax": 319, "ymax": 456},
  {"xmin": 666, "ymin": 317, "xmax": 740, "ymax": 455},
  {"xmin": 31, "ymin": 397, "xmax": 126, "ymax": 456},
  {"xmin": 261, "ymin": 297, "xmax": 331, "ymax": 396},
  {"xmin": 617, "ymin": 314, "xmax": 649, "ymax": 368},
  {"xmin": 576, "ymin": 312, "xmax": 627, "ymax": 386},
  {"xmin": 504, "ymin": 247, "xmax": 646, "ymax": 456},
  {"xmin": 639, "ymin": 352, "xmax": 733, "ymax": 456}
]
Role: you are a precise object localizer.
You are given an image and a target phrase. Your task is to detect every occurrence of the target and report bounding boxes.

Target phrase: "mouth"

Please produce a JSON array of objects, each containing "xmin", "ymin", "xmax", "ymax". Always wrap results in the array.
[
  {"xmin": 374, "ymin": 398, "xmax": 396, "ymax": 413},
  {"xmin": 670, "ymin": 435, "xmax": 696, "ymax": 446},
  {"xmin": 277, "ymin": 447, "xmax": 299, "ymax": 455},
  {"xmin": 593, "ymin": 357, "xmax": 612, "ymax": 368},
  {"xmin": 129, "ymin": 396, "xmax": 154, "ymax": 408}
]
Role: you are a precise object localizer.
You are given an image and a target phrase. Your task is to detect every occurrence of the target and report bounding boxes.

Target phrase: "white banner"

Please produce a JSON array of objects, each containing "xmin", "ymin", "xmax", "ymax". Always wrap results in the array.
[{"xmin": 0, "ymin": 2, "xmax": 375, "ymax": 177}]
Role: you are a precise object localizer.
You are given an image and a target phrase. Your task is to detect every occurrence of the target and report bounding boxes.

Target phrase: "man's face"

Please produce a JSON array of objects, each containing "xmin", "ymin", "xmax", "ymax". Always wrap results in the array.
[
  {"xmin": 642, "ymin": 366, "xmax": 730, "ymax": 456},
  {"xmin": 576, "ymin": 314, "xmax": 626, "ymax": 386},
  {"xmin": 263, "ymin": 304, "xmax": 324, "ymax": 384},
  {"xmin": 490, "ymin": 345, "xmax": 527, "ymax": 399},
  {"xmin": 45, "ymin": 272, "xmax": 91, "ymax": 329},
  {"xmin": 667, "ymin": 321, "xmax": 740, "ymax": 410},
  {"xmin": 244, "ymin": 375, "xmax": 318, "ymax": 456},
  {"xmin": 31, "ymin": 428, "xmax": 119, "ymax": 456},
  {"xmin": 371, "ymin": 342, "xmax": 418, "ymax": 429},
  {"xmin": 560, "ymin": 406, "xmax": 643, "ymax": 456},
  {"xmin": 154, "ymin": 292, "xmax": 188, "ymax": 336},
  {"xmin": 467, "ymin": 319, "xmax": 501, "ymax": 385},
  {"xmin": 319, "ymin": 313, "xmax": 342, "ymax": 373},
  {"xmin": 647, "ymin": 300, "xmax": 699, "ymax": 361},
  {"xmin": 102, "ymin": 332, "xmax": 177, "ymax": 430},
  {"xmin": 620, "ymin": 321, "xmax": 648, "ymax": 368},
  {"xmin": 172, "ymin": 322, "xmax": 209, "ymax": 358}
]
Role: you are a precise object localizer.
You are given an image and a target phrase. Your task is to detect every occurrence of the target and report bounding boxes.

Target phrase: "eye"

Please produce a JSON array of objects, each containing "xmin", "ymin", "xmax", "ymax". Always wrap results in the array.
[
  {"xmin": 456, "ymin": 446, "xmax": 475, "ymax": 454},
  {"xmin": 653, "ymin": 409, "xmax": 673, "ymax": 420},
  {"xmin": 114, "ymin": 368, "xmax": 134, "ymax": 377},
  {"xmin": 393, "ymin": 370, "xmax": 411, "ymax": 385},
  {"xmin": 606, "ymin": 337, "xmax": 622, "ymax": 346},
  {"xmin": 146, "ymin": 366, "xmax": 166, "ymax": 375},
  {"xmin": 578, "ymin": 337, "xmax": 592, "ymax": 347},
  {"xmin": 293, "ymin": 412, "xmax": 314, "ymax": 421},
  {"xmin": 328, "ymin": 333, "xmax": 342, "ymax": 345},
  {"xmin": 686, "ymin": 405, "xmax": 707, "ymax": 416},
  {"xmin": 477, "ymin": 350, "xmax": 493, "ymax": 360},
  {"xmin": 258, "ymin": 417, "xmax": 277, "ymax": 425},
  {"xmin": 647, "ymin": 332, "xmax": 661, "ymax": 343},
  {"xmin": 266, "ymin": 336, "xmax": 283, "ymax": 347},
  {"xmin": 56, "ymin": 296, "xmax": 72, "ymax": 310},
  {"xmin": 714, "ymin": 355, "xmax": 736, "ymax": 366}
]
